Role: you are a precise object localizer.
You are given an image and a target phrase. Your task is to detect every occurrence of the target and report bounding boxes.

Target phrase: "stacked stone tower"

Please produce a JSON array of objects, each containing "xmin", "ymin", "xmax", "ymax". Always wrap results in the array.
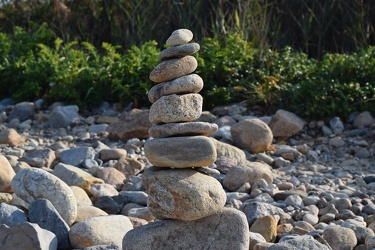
[
  {"xmin": 123, "ymin": 29, "xmax": 250, "ymax": 250},
  {"xmin": 144, "ymin": 29, "xmax": 226, "ymax": 220}
]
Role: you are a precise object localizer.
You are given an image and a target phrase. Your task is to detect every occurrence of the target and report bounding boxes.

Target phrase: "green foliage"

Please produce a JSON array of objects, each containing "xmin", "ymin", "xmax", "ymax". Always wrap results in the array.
[{"xmin": 0, "ymin": 24, "xmax": 374, "ymax": 119}]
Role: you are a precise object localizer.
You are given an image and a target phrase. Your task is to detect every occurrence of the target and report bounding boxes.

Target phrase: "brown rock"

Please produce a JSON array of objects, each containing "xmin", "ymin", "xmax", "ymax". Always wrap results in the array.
[
  {"xmin": 0, "ymin": 128, "xmax": 25, "ymax": 146},
  {"xmin": 96, "ymin": 167, "xmax": 126, "ymax": 188},
  {"xmin": 148, "ymin": 74, "xmax": 203, "ymax": 103},
  {"xmin": 106, "ymin": 109, "xmax": 152, "ymax": 141},
  {"xmin": 113, "ymin": 156, "xmax": 145, "ymax": 177},
  {"xmin": 143, "ymin": 167, "xmax": 226, "ymax": 221},
  {"xmin": 0, "ymin": 154, "xmax": 16, "ymax": 192},
  {"xmin": 127, "ymin": 216, "xmax": 148, "ymax": 228},
  {"xmin": 223, "ymin": 161, "xmax": 273, "ymax": 191},
  {"xmin": 149, "ymin": 56, "xmax": 197, "ymax": 83},
  {"xmin": 231, "ymin": 118, "xmax": 273, "ymax": 153},
  {"xmin": 144, "ymin": 136, "xmax": 217, "ymax": 168},
  {"xmin": 75, "ymin": 205, "xmax": 108, "ymax": 223},
  {"xmin": 99, "ymin": 148, "xmax": 127, "ymax": 161},
  {"xmin": 149, "ymin": 93, "xmax": 202, "ymax": 124},
  {"xmin": 70, "ymin": 186, "xmax": 92, "ymax": 206},
  {"xmin": 149, "ymin": 121, "xmax": 218, "ymax": 138},
  {"xmin": 158, "ymin": 43, "xmax": 200, "ymax": 61},
  {"xmin": 250, "ymin": 215, "xmax": 277, "ymax": 242},
  {"xmin": 269, "ymin": 109, "xmax": 306, "ymax": 138}
]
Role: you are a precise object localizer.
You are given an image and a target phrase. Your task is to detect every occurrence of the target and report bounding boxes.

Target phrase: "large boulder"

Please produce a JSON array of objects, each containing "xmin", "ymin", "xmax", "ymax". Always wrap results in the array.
[
  {"xmin": 269, "ymin": 109, "xmax": 306, "ymax": 138},
  {"xmin": 143, "ymin": 167, "xmax": 226, "ymax": 221},
  {"xmin": 123, "ymin": 207, "xmax": 250, "ymax": 250},
  {"xmin": 231, "ymin": 118, "xmax": 273, "ymax": 153}
]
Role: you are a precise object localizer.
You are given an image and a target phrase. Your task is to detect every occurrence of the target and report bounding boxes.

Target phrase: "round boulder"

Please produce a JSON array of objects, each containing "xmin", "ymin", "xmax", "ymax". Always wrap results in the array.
[
  {"xmin": 231, "ymin": 118, "xmax": 273, "ymax": 153},
  {"xmin": 143, "ymin": 167, "xmax": 226, "ymax": 221}
]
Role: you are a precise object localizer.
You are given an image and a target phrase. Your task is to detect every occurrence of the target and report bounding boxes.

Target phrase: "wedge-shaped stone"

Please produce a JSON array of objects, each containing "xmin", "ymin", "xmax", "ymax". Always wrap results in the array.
[
  {"xmin": 148, "ymin": 74, "xmax": 203, "ymax": 103},
  {"xmin": 123, "ymin": 207, "xmax": 250, "ymax": 250},
  {"xmin": 149, "ymin": 93, "xmax": 202, "ymax": 124},
  {"xmin": 166, "ymin": 29, "xmax": 193, "ymax": 46},
  {"xmin": 149, "ymin": 56, "xmax": 197, "ymax": 83},
  {"xmin": 158, "ymin": 43, "xmax": 200, "ymax": 61},
  {"xmin": 144, "ymin": 136, "xmax": 216, "ymax": 167},
  {"xmin": 149, "ymin": 121, "xmax": 218, "ymax": 138},
  {"xmin": 143, "ymin": 167, "xmax": 226, "ymax": 220}
]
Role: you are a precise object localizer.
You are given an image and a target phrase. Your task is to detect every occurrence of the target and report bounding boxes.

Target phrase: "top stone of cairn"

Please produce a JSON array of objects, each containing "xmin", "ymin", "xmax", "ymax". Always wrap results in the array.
[{"xmin": 166, "ymin": 29, "xmax": 193, "ymax": 46}]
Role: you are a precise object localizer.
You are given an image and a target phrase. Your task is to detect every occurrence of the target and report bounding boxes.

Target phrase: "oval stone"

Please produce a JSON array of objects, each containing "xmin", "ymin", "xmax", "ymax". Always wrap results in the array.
[
  {"xmin": 149, "ymin": 122, "xmax": 218, "ymax": 138},
  {"xmin": 148, "ymin": 74, "xmax": 203, "ymax": 103},
  {"xmin": 158, "ymin": 43, "xmax": 200, "ymax": 61},
  {"xmin": 143, "ymin": 167, "xmax": 226, "ymax": 220},
  {"xmin": 144, "ymin": 136, "xmax": 217, "ymax": 168},
  {"xmin": 149, "ymin": 56, "xmax": 197, "ymax": 83},
  {"xmin": 149, "ymin": 93, "xmax": 202, "ymax": 124},
  {"xmin": 166, "ymin": 29, "xmax": 193, "ymax": 46},
  {"xmin": 10, "ymin": 168, "xmax": 78, "ymax": 226}
]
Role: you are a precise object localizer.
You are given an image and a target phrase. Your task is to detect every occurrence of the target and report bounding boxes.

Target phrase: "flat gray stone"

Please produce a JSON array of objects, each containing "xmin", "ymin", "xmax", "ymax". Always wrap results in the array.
[
  {"xmin": 29, "ymin": 198, "xmax": 71, "ymax": 249},
  {"xmin": 0, "ymin": 222, "xmax": 58, "ymax": 250},
  {"xmin": 158, "ymin": 43, "xmax": 200, "ymax": 61},
  {"xmin": 144, "ymin": 136, "xmax": 217, "ymax": 167},
  {"xmin": 166, "ymin": 29, "xmax": 193, "ymax": 46},
  {"xmin": 148, "ymin": 74, "xmax": 203, "ymax": 103},
  {"xmin": 19, "ymin": 149, "xmax": 56, "ymax": 168},
  {"xmin": 149, "ymin": 121, "xmax": 217, "ymax": 138},
  {"xmin": 149, "ymin": 56, "xmax": 197, "ymax": 83},
  {"xmin": 149, "ymin": 94, "xmax": 202, "ymax": 124},
  {"xmin": 123, "ymin": 207, "xmax": 250, "ymax": 250},
  {"xmin": 58, "ymin": 147, "xmax": 96, "ymax": 167},
  {"xmin": 0, "ymin": 203, "xmax": 28, "ymax": 227}
]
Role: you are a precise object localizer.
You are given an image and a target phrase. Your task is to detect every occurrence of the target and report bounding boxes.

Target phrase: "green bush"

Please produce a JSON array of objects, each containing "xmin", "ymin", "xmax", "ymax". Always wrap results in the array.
[{"xmin": 1, "ymin": 25, "xmax": 374, "ymax": 119}]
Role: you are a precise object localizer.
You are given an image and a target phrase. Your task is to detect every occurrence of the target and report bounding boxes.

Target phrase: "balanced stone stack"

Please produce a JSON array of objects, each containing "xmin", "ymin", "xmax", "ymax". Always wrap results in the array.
[{"xmin": 123, "ymin": 29, "xmax": 250, "ymax": 249}]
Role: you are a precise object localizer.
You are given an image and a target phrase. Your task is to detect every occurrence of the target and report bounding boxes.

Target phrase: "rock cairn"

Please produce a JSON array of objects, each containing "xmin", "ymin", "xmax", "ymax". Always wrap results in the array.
[{"xmin": 123, "ymin": 29, "xmax": 250, "ymax": 249}]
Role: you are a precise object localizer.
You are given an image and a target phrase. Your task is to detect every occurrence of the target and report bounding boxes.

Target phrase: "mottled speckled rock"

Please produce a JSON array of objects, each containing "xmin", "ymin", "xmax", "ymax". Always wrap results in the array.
[
  {"xmin": 159, "ymin": 43, "xmax": 200, "ymax": 61},
  {"xmin": 148, "ymin": 74, "xmax": 203, "ymax": 103},
  {"xmin": 11, "ymin": 168, "xmax": 78, "ymax": 226},
  {"xmin": 149, "ymin": 94, "xmax": 202, "ymax": 124},
  {"xmin": 149, "ymin": 56, "xmax": 197, "ymax": 83},
  {"xmin": 143, "ymin": 167, "xmax": 226, "ymax": 220},
  {"xmin": 322, "ymin": 227, "xmax": 357, "ymax": 250},
  {"xmin": 149, "ymin": 121, "xmax": 218, "ymax": 138},
  {"xmin": 166, "ymin": 29, "xmax": 193, "ymax": 46},
  {"xmin": 231, "ymin": 118, "xmax": 273, "ymax": 153},
  {"xmin": 69, "ymin": 215, "xmax": 133, "ymax": 248},
  {"xmin": 144, "ymin": 136, "xmax": 217, "ymax": 167},
  {"xmin": 123, "ymin": 207, "xmax": 249, "ymax": 250}
]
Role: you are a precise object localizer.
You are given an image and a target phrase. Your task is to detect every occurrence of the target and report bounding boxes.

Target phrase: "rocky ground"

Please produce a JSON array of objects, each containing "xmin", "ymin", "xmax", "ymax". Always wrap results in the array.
[{"xmin": 0, "ymin": 98, "xmax": 375, "ymax": 250}]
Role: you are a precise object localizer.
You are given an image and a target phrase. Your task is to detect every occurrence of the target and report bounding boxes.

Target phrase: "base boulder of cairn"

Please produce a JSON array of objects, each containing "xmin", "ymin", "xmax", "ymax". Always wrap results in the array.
[{"xmin": 123, "ymin": 28, "xmax": 250, "ymax": 250}]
